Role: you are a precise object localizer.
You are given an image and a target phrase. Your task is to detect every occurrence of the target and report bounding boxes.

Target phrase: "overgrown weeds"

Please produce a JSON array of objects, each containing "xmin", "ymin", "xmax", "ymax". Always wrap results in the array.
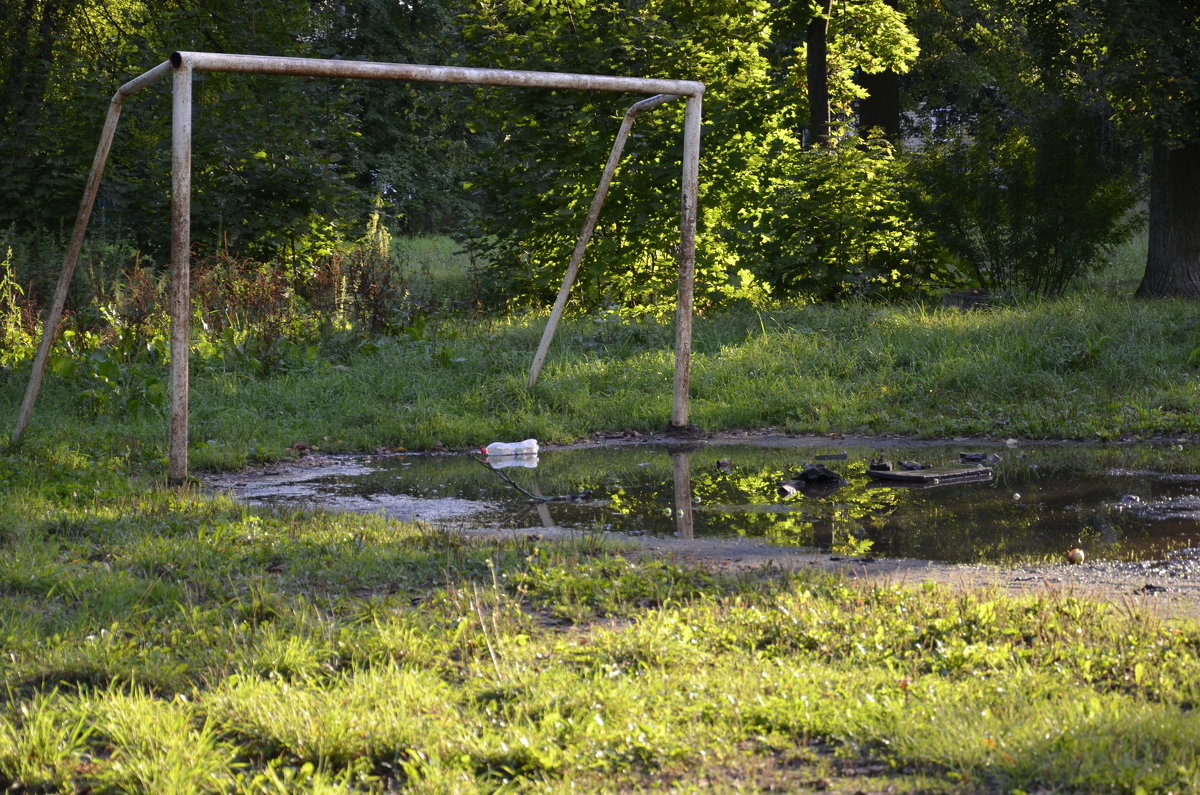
[{"xmin": 5, "ymin": 286, "xmax": 1200, "ymax": 471}]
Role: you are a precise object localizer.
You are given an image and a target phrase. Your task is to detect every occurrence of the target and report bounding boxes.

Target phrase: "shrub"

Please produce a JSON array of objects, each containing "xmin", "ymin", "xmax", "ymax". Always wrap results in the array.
[
  {"xmin": 909, "ymin": 104, "xmax": 1142, "ymax": 295},
  {"xmin": 735, "ymin": 138, "xmax": 951, "ymax": 300}
]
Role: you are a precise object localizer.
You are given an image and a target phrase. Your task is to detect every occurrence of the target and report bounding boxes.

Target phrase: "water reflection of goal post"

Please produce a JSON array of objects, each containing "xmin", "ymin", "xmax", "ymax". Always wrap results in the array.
[{"xmin": 11, "ymin": 52, "xmax": 705, "ymax": 485}]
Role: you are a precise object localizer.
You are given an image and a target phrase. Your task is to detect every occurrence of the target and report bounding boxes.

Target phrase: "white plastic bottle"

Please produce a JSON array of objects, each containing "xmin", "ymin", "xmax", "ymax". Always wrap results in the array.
[{"xmin": 480, "ymin": 439, "xmax": 539, "ymax": 456}]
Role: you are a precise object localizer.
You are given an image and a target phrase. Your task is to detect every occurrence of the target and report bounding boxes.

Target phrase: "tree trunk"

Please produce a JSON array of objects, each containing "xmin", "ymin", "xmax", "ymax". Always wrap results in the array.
[
  {"xmin": 1137, "ymin": 137, "xmax": 1200, "ymax": 297},
  {"xmin": 806, "ymin": 0, "xmax": 833, "ymax": 147},
  {"xmin": 857, "ymin": 70, "xmax": 900, "ymax": 139}
]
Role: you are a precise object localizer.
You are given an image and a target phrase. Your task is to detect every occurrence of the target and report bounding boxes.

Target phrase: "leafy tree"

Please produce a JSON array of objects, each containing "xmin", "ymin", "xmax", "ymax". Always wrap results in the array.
[
  {"xmin": 909, "ymin": 103, "xmax": 1140, "ymax": 295},
  {"xmin": 1021, "ymin": 0, "xmax": 1200, "ymax": 297},
  {"xmin": 454, "ymin": 0, "xmax": 925, "ymax": 312},
  {"xmin": 315, "ymin": 0, "xmax": 481, "ymax": 235},
  {"xmin": 454, "ymin": 0, "xmax": 786, "ymax": 313},
  {"xmin": 0, "ymin": 0, "xmax": 95, "ymax": 233},
  {"xmin": 898, "ymin": 0, "xmax": 1141, "ymax": 295},
  {"xmin": 0, "ymin": 0, "xmax": 373, "ymax": 297},
  {"xmin": 735, "ymin": 138, "xmax": 946, "ymax": 298}
]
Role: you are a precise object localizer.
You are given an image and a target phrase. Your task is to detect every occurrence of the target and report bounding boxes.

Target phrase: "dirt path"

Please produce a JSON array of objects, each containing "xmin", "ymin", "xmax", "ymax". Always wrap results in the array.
[{"xmin": 455, "ymin": 523, "xmax": 1200, "ymax": 622}]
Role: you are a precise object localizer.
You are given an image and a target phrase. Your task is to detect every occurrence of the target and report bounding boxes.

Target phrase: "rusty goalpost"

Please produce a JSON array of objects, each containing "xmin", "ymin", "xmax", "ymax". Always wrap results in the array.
[{"xmin": 11, "ymin": 51, "xmax": 704, "ymax": 485}]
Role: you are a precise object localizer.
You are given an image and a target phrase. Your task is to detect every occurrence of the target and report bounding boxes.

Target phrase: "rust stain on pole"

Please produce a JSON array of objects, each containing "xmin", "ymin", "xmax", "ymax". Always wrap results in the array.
[
  {"xmin": 11, "ymin": 60, "xmax": 172, "ymax": 443},
  {"xmin": 527, "ymin": 93, "xmax": 681, "ymax": 389},
  {"xmin": 170, "ymin": 51, "xmax": 703, "ymax": 97},
  {"xmin": 672, "ymin": 93, "xmax": 702, "ymax": 429},
  {"xmin": 167, "ymin": 63, "xmax": 193, "ymax": 485}
]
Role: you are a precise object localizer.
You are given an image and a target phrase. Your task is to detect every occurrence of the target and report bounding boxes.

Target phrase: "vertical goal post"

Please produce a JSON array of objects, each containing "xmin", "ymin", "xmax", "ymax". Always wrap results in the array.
[{"xmin": 11, "ymin": 51, "xmax": 705, "ymax": 485}]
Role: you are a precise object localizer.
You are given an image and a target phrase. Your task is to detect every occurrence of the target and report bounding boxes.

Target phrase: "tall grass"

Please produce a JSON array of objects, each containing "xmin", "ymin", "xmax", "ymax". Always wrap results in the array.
[
  {"xmin": 6, "ymin": 289, "xmax": 1200, "ymax": 471},
  {"xmin": 6, "ymin": 224, "xmax": 1196, "ymax": 467}
]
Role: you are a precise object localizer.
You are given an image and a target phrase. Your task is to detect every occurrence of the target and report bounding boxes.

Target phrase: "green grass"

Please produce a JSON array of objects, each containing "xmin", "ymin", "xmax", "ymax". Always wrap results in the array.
[
  {"xmin": 8, "ymin": 288, "xmax": 1199, "ymax": 473},
  {"xmin": 0, "ymin": 445, "xmax": 1196, "ymax": 792},
  {"xmin": 394, "ymin": 234, "xmax": 479, "ymax": 314},
  {"xmin": 2, "ymin": 233, "xmax": 1200, "ymax": 790}
]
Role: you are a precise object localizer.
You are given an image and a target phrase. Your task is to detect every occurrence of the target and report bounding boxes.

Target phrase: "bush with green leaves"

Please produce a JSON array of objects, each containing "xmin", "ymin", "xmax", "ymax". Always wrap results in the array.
[
  {"xmin": 456, "ymin": 0, "xmax": 921, "ymax": 314},
  {"xmin": 732, "ymin": 137, "xmax": 951, "ymax": 300},
  {"xmin": 0, "ymin": 246, "xmax": 34, "ymax": 367},
  {"xmin": 909, "ymin": 103, "xmax": 1142, "ymax": 296}
]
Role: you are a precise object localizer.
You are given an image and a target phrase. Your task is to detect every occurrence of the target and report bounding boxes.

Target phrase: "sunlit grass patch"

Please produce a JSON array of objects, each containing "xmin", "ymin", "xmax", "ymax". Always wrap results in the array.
[
  {"xmin": 208, "ymin": 666, "xmax": 457, "ymax": 771},
  {"xmin": 6, "ymin": 269, "xmax": 1200, "ymax": 790},
  {"xmin": 0, "ymin": 480, "xmax": 1196, "ymax": 792}
]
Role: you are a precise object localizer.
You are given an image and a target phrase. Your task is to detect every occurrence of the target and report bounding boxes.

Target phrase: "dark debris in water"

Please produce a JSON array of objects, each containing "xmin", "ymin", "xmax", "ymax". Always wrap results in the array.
[{"xmin": 204, "ymin": 442, "xmax": 1200, "ymax": 568}]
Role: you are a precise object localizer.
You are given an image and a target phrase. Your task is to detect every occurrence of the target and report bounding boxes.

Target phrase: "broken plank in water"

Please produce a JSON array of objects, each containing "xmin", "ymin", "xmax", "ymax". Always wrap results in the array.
[{"xmin": 866, "ymin": 465, "xmax": 993, "ymax": 484}]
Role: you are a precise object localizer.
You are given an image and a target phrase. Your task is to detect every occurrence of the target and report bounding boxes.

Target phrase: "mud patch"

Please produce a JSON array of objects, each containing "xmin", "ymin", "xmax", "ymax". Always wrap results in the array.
[
  {"xmin": 204, "ymin": 457, "xmax": 492, "ymax": 522},
  {"xmin": 202, "ymin": 435, "xmax": 1200, "ymax": 620}
]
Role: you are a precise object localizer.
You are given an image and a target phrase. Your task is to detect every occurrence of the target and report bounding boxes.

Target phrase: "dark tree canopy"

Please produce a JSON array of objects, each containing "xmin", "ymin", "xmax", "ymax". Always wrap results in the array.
[
  {"xmin": 0, "ymin": 0, "xmax": 1175, "ymax": 311},
  {"xmin": 1023, "ymin": 0, "xmax": 1200, "ymax": 297}
]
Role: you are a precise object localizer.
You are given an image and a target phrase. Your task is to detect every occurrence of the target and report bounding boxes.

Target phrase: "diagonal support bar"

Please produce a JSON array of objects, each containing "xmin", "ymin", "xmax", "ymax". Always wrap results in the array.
[
  {"xmin": 12, "ymin": 60, "xmax": 172, "ymax": 444},
  {"xmin": 527, "ymin": 93, "xmax": 681, "ymax": 389}
]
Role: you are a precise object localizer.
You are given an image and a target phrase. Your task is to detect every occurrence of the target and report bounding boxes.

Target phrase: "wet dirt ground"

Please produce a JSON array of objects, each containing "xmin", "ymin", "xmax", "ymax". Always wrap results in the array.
[
  {"xmin": 203, "ymin": 431, "xmax": 1200, "ymax": 622},
  {"xmin": 448, "ymin": 521, "xmax": 1200, "ymax": 622}
]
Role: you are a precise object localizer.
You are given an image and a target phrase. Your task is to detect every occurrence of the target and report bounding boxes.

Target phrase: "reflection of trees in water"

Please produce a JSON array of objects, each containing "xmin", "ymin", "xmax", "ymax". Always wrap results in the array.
[
  {"xmin": 599, "ymin": 452, "xmax": 906, "ymax": 549},
  {"xmin": 352, "ymin": 443, "xmax": 1200, "ymax": 562}
]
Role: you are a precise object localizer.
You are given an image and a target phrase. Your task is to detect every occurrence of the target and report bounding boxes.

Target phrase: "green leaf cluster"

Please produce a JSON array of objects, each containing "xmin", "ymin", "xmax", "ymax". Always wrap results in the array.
[{"xmin": 457, "ymin": 0, "xmax": 933, "ymax": 312}]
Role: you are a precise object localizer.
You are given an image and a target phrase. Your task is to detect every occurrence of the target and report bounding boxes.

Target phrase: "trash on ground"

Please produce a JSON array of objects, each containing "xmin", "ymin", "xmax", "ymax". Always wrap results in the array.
[
  {"xmin": 486, "ymin": 455, "xmax": 539, "ymax": 469},
  {"xmin": 866, "ymin": 465, "xmax": 994, "ymax": 486},
  {"xmin": 778, "ymin": 463, "xmax": 843, "ymax": 497},
  {"xmin": 481, "ymin": 439, "xmax": 539, "ymax": 456}
]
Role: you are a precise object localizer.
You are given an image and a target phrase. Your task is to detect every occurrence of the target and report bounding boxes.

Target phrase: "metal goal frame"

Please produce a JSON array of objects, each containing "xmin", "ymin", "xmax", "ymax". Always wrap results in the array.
[{"xmin": 12, "ymin": 51, "xmax": 704, "ymax": 484}]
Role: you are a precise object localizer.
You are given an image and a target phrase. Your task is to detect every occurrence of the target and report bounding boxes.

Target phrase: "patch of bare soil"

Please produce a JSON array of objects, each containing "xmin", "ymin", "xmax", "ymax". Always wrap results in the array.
[
  {"xmin": 636, "ymin": 533, "xmax": 1200, "ymax": 622},
  {"xmin": 449, "ymin": 522, "xmax": 1200, "ymax": 622}
]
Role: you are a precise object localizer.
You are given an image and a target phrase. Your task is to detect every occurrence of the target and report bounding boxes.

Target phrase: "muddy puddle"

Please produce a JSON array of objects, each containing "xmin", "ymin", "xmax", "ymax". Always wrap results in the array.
[{"xmin": 205, "ymin": 438, "xmax": 1200, "ymax": 565}]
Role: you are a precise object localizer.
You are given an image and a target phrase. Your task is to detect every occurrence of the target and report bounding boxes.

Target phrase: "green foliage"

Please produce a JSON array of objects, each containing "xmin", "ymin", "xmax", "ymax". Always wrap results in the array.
[
  {"xmin": 736, "ymin": 137, "xmax": 949, "ymax": 299},
  {"xmin": 900, "ymin": 0, "xmax": 1144, "ymax": 295},
  {"xmin": 50, "ymin": 327, "xmax": 167, "ymax": 415},
  {"xmin": 0, "ymin": 247, "xmax": 34, "ymax": 367},
  {"xmin": 1024, "ymin": 0, "xmax": 1200, "ymax": 147},
  {"xmin": 319, "ymin": 0, "xmax": 480, "ymax": 235},
  {"xmin": 0, "ymin": 0, "xmax": 404, "ymax": 283},
  {"xmin": 458, "ymin": 0, "xmax": 934, "ymax": 312},
  {"xmin": 0, "ymin": 0, "xmax": 1172, "ymax": 321},
  {"xmin": 458, "ymin": 0, "xmax": 773, "ymax": 313},
  {"xmin": 910, "ymin": 105, "xmax": 1142, "ymax": 295}
]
